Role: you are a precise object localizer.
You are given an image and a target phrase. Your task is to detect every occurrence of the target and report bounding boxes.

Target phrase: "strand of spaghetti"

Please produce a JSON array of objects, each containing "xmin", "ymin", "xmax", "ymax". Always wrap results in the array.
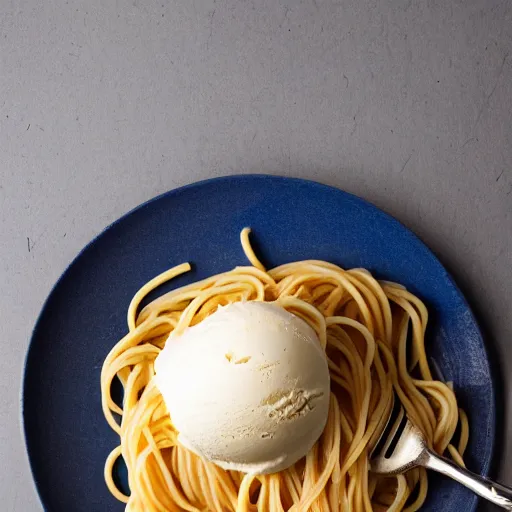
[
  {"xmin": 395, "ymin": 315, "xmax": 436, "ymax": 438},
  {"xmin": 403, "ymin": 469, "xmax": 428, "ymax": 512},
  {"xmin": 277, "ymin": 296, "xmax": 328, "ymax": 349},
  {"xmin": 328, "ymin": 339, "xmax": 363, "ymax": 419},
  {"xmin": 221, "ymin": 266, "xmax": 277, "ymax": 286},
  {"xmin": 271, "ymin": 474, "xmax": 286, "ymax": 512},
  {"xmin": 213, "ymin": 273, "xmax": 267, "ymax": 295},
  {"xmin": 101, "ymin": 314, "xmax": 169, "ymax": 405},
  {"xmin": 326, "ymin": 318, "xmax": 374, "ymax": 470},
  {"xmin": 138, "ymin": 446, "xmax": 169, "ymax": 512},
  {"xmin": 268, "ymin": 260, "xmax": 345, "ymax": 280},
  {"xmin": 257, "ymin": 476, "xmax": 269, "ymax": 512},
  {"xmin": 387, "ymin": 475, "xmax": 409, "ymax": 512},
  {"xmin": 105, "ymin": 445, "xmax": 130, "ymax": 503},
  {"xmin": 136, "ymin": 272, "xmax": 229, "ymax": 325},
  {"xmin": 414, "ymin": 383, "xmax": 458, "ymax": 452},
  {"xmin": 195, "ymin": 458, "xmax": 213, "ymax": 509},
  {"xmin": 383, "ymin": 285, "xmax": 428, "ymax": 331},
  {"xmin": 367, "ymin": 347, "xmax": 394, "ymax": 449},
  {"xmin": 377, "ymin": 340, "xmax": 432, "ymax": 441},
  {"xmin": 348, "ymin": 269, "xmax": 393, "ymax": 344},
  {"xmin": 343, "ymin": 273, "xmax": 387, "ymax": 344},
  {"xmin": 203, "ymin": 461, "xmax": 225, "ymax": 512},
  {"xmin": 383, "ymin": 286, "xmax": 427, "ymax": 371},
  {"xmin": 123, "ymin": 364, "xmax": 149, "ymax": 413},
  {"xmin": 448, "ymin": 445, "xmax": 466, "ymax": 467},
  {"xmin": 329, "ymin": 325, "xmax": 366, "ymax": 402},
  {"xmin": 276, "ymin": 273, "xmax": 336, "ymax": 298},
  {"xmin": 182, "ymin": 448, "xmax": 202, "ymax": 506},
  {"xmin": 173, "ymin": 281, "xmax": 265, "ymax": 335},
  {"xmin": 240, "ymin": 227, "xmax": 266, "ymax": 271},
  {"xmin": 236, "ymin": 474, "xmax": 256, "ymax": 512},
  {"xmin": 270, "ymin": 264, "xmax": 375, "ymax": 333},
  {"xmin": 122, "ymin": 384, "xmax": 160, "ymax": 471},
  {"xmin": 310, "ymin": 282, "xmax": 339, "ymax": 302},
  {"xmin": 346, "ymin": 470, "xmax": 357, "ymax": 510},
  {"xmin": 143, "ymin": 427, "xmax": 197, "ymax": 511},
  {"xmin": 282, "ymin": 471, "xmax": 300, "ymax": 503},
  {"xmin": 127, "ymin": 263, "xmax": 191, "ymax": 331},
  {"xmin": 386, "ymin": 291, "xmax": 432, "ymax": 381},
  {"xmin": 210, "ymin": 464, "xmax": 240, "ymax": 509},
  {"xmin": 458, "ymin": 408, "xmax": 470, "ymax": 456},
  {"xmin": 104, "ymin": 345, "xmax": 160, "ymax": 388},
  {"xmin": 293, "ymin": 395, "xmax": 341, "ymax": 511}
]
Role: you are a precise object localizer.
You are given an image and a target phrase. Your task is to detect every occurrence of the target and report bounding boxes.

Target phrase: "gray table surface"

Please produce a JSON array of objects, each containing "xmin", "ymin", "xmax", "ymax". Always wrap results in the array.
[{"xmin": 1, "ymin": 0, "xmax": 511, "ymax": 510}]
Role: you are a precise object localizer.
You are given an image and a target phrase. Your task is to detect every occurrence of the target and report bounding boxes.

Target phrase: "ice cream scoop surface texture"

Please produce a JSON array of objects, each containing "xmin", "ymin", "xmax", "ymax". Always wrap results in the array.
[{"xmin": 154, "ymin": 301, "xmax": 331, "ymax": 475}]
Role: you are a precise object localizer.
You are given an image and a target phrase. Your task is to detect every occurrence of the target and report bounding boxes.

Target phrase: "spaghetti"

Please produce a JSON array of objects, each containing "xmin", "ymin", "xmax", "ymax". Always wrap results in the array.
[{"xmin": 101, "ymin": 228, "xmax": 468, "ymax": 511}]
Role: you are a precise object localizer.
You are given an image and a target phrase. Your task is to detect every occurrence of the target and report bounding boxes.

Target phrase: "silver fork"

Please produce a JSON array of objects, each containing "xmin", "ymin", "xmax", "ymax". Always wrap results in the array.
[{"xmin": 370, "ymin": 396, "xmax": 512, "ymax": 509}]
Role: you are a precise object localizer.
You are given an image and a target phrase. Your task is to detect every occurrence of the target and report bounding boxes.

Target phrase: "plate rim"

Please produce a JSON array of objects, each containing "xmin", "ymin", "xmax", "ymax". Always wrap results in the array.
[{"xmin": 21, "ymin": 173, "xmax": 497, "ymax": 510}]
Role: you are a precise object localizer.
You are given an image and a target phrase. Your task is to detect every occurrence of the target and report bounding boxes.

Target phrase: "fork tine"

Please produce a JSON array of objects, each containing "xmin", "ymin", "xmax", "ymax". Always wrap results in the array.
[
  {"xmin": 370, "ymin": 392, "xmax": 395, "ymax": 458},
  {"xmin": 379, "ymin": 406, "xmax": 405, "ymax": 458},
  {"xmin": 368, "ymin": 386, "xmax": 395, "ymax": 451}
]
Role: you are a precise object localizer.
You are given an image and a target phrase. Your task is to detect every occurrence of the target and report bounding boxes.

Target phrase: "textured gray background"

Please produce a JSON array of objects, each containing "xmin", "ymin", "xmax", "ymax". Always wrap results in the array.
[{"xmin": 1, "ymin": 0, "xmax": 511, "ymax": 510}]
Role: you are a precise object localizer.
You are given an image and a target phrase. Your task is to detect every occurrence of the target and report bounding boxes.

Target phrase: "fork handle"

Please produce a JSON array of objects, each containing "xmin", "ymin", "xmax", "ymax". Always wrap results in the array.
[{"xmin": 424, "ymin": 450, "xmax": 512, "ymax": 510}]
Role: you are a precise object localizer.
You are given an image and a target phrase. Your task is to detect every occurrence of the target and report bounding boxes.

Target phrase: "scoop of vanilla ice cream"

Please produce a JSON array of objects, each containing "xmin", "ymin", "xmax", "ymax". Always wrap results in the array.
[{"xmin": 154, "ymin": 301, "xmax": 330, "ymax": 475}]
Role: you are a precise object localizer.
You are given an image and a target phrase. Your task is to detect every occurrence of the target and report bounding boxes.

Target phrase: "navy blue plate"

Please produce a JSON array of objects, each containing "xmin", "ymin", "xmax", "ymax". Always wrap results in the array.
[{"xmin": 23, "ymin": 175, "xmax": 495, "ymax": 511}]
